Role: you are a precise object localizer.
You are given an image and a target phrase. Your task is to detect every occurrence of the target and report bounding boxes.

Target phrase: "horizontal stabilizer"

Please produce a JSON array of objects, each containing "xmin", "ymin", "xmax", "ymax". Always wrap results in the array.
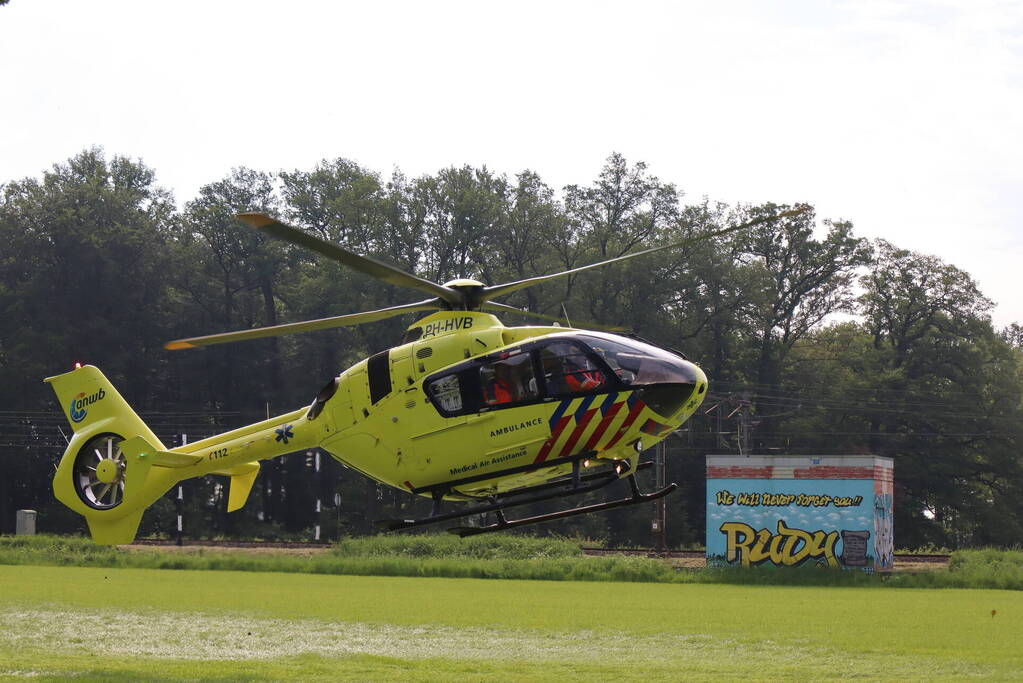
[
  {"xmin": 151, "ymin": 451, "xmax": 204, "ymax": 468},
  {"xmin": 118, "ymin": 436, "xmax": 204, "ymax": 468}
]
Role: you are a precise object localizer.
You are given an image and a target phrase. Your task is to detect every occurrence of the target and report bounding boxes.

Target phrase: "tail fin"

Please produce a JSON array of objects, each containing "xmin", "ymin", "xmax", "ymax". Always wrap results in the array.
[
  {"xmin": 46, "ymin": 365, "xmax": 161, "ymax": 443},
  {"xmin": 45, "ymin": 365, "xmax": 168, "ymax": 545}
]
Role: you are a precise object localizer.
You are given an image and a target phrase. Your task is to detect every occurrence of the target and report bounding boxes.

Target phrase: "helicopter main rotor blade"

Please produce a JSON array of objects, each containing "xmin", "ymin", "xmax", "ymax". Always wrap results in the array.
[
  {"xmin": 165, "ymin": 299, "xmax": 444, "ymax": 350},
  {"xmin": 237, "ymin": 213, "xmax": 461, "ymax": 305},
  {"xmin": 480, "ymin": 302, "xmax": 627, "ymax": 333},
  {"xmin": 477, "ymin": 208, "xmax": 807, "ymax": 305}
]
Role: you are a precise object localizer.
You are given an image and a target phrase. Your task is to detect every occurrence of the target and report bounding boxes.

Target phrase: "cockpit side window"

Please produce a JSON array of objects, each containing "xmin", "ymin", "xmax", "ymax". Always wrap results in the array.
[
  {"xmin": 479, "ymin": 352, "xmax": 539, "ymax": 407},
  {"xmin": 427, "ymin": 374, "xmax": 463, "ymax": 413},
  {"xmin": 581, "ymin": 337, "xmax": 643, "ymax": 385},
  {"xmin": 539, "ymin": 342, "xmax": 607, "ymax": 396},
  {"xmin": 427, "ymin": 351, "xmax": 538, "ymax": 416}
]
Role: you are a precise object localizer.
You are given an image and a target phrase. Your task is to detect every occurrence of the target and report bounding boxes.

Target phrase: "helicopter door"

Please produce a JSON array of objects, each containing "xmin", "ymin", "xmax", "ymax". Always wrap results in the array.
[
  {"xmin": 347, "ymin": 366, "xmax": 372, "ymax": 420},
  {"xmin": 464, "ymin": 351, "xmax": 546, "ymax": 471},
  {"xmin": 347, "ymin": 350, "xmax": 391, "ymax": 421},
  {"xmin": 405, "ymin": 370, "xmax": 477, "ymax": 482}
]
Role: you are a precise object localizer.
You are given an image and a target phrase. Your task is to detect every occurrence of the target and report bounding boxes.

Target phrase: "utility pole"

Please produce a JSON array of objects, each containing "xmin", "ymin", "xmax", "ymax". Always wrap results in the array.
[
  {"xmin": 739, "ymin": 391, "xmax": 753, "ymax": 456},
  {"xmin": 651, "ymin": 440, "xmax": 668, "ymax": 554},
  {"xmin": 312, "ymin": 450, "xmax": 321, "ymax": 542},
  {"xmin": 737, "ymin": 395, "xmax": 748, "ymax": 455},
  {"xmin": 176, "ymin": 433, "xmax": 186, "ymax": 545},
  {"xmin": 715, "ymin": 402, "xmax": 726, "ymax": 450},
  {"xmin": 725, "ymin": 393, "xmax": 753, "ymax": 456}
]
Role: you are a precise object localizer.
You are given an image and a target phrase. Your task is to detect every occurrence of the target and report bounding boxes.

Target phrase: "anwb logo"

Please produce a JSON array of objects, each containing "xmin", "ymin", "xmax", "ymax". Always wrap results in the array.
[{"xmin": 69, "ymin": 388, "xmax": 106, "ymax": 423}]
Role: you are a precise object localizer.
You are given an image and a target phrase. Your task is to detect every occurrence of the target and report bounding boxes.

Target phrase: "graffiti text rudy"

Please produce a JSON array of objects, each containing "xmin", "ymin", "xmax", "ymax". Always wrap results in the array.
[{"xmin": 720, "ymin": 520, "xmax": 840, "ymax": 568}]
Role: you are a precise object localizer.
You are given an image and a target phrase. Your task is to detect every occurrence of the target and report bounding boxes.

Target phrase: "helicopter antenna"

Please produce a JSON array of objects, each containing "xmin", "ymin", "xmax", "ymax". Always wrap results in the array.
[{"xmin": 560, "ymin": 303, "xmax": 572, "ymax": 328}]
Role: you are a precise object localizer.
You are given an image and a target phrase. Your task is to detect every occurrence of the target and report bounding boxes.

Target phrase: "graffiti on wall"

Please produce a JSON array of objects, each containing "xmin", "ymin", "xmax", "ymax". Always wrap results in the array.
[
  {"xmin": 873, "ymin": 492, "xmax": 894, "ymax": 568},
  {"xmin": 706, "ymin": 472, "xmax": 893, "ymax": 571},
  {"xmin": 715, "ymin": 490, "xmax": 864, "ymax": 508}
]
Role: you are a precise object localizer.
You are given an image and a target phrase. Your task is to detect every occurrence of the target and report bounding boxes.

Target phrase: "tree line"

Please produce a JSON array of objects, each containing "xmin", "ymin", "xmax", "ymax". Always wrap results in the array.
[{"xmin": 2, "ymin": 148, "xmax": 1021, "ymax": 548}]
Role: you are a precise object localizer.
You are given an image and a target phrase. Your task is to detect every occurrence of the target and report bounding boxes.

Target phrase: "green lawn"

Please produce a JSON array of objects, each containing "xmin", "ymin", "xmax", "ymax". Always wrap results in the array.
[{"xmin": 1, "ymin": 564, "xmax": 1021, "ymax": 681}]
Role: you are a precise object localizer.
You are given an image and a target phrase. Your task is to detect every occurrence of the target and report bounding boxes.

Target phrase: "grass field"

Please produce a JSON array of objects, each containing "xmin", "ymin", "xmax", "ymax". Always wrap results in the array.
[{"xmin": 2, "ymin": 564, "xmax": 1022, "ymax": 681}]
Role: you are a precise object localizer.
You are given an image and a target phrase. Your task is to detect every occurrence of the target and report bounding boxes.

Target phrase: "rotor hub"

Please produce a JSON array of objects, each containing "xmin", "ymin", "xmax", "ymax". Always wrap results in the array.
[
  {"xmin": 95, "ymin": 458, "xmax": 121, "ymax": 484},
  {"xmin": 441, "ymin": 279, "xmax": 486, "ymax": 310},
  {"xmin": 442, "ymin": 278, "xmax": 485, "ymax": 289}
]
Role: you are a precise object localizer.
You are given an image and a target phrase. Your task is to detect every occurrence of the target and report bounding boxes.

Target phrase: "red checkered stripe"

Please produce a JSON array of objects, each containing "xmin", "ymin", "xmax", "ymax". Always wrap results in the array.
[{"xmin": 533, "ymin": 392, "xmax": 651, "ymax": 464}]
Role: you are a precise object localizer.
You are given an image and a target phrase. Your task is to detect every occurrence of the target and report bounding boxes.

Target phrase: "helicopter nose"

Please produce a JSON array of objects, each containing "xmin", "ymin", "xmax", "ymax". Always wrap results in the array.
[
  {"xmin": 634, "ymin": 358, "xmax": 708, "ymax": 421},
  {"xmin": 686, "ymin": 359, "xmax": 708, "ymax": 392}
]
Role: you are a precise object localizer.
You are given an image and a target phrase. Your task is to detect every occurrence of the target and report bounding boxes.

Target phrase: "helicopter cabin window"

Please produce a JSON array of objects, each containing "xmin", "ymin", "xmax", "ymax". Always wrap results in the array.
[
  {"xmin": 539, "ymin": 342, "xmax": 607, "ymax": 396},
  {"xmin": 428, "ymin": 374, "xmax": 463, "ymax": 413},
  {"xmin": 479, "ymin": 353, "xmax": 538, "ymax": 408}
]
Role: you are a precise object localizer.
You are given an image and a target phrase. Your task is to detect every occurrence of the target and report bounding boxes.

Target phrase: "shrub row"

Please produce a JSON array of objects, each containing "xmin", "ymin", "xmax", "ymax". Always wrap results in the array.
[
  {"xmin": 331, "ymin": 533, "xmax": 585, "ymax": 560},
  {"xmin": 2, "ymin": 535, "xmax": 1022, "ymax": 589}
]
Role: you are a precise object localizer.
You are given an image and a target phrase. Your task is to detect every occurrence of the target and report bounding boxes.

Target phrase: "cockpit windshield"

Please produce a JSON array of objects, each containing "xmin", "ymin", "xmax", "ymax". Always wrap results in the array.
[{"xmin": 581, "ymin": 335, "xmax": 698, "ymax": 387}]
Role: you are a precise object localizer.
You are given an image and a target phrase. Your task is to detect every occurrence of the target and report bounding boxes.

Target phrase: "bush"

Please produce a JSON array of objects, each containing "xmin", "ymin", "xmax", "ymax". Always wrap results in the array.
[{"xmin": 331, "ymin": 533, "xmax": 584, "ymax": 560}]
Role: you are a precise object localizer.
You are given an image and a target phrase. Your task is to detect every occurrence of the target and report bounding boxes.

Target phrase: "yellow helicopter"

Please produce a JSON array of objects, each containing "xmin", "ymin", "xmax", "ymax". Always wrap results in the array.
[{"xmin": 46, "ymin": 209, "xmax": 800, "ymax": 544}]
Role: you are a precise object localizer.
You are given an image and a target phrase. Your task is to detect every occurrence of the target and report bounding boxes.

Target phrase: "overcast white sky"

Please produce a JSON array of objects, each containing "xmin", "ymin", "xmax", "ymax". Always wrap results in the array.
[{"xmin": 2, "ymin": 0, "xmax": 1021, "ymax": 326}]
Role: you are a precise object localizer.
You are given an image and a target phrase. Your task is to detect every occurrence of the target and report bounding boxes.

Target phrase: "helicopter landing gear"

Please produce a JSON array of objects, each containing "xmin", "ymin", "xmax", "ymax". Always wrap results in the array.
[
  {"xmin": 374, "ymin": 457, "xmax": 674, "ymax": 536},
  {"xmin": 447, "ymin": 473, "xmax": 676, "ymax": 537}
]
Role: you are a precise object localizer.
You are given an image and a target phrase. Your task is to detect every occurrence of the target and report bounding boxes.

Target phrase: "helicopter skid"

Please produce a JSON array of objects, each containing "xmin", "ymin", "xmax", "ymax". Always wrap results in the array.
[
  {"xmin": 375, "ymin": 470, "xmax": 619, "ymax": 532},
  {"xmin": 374, "ymin": 460, "xmax": 661, "ymax": 534},
  {"xmin": 447, "ymin": 474, "xmax": 676, "ymax": 537}
]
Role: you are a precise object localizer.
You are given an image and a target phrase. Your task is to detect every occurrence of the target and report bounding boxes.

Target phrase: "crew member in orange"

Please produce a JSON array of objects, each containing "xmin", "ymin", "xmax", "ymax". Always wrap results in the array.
[
  {"xmin": 485, "ymin": 364, "xmax": 515, "ymax": 404},
  {"xmin": 564, "ymin": 360, "xmax": 604, "ymax": 392}
]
